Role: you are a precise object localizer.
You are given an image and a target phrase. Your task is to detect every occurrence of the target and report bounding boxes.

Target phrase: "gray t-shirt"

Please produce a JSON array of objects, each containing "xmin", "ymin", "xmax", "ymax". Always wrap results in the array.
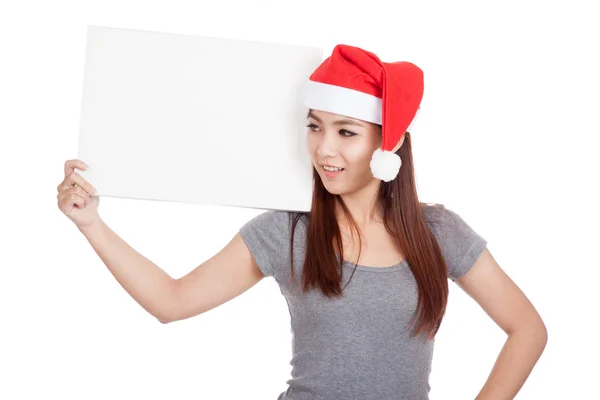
[{"xmin": 239, "ymin": 203, "xmax": 487, "ymax": 400}]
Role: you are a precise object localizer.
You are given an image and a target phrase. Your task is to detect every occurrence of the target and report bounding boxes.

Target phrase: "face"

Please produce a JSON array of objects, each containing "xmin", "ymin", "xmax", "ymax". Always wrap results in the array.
[{"xmin": 305, "ymin": 109, "xmax": 383, "ymax": 195}]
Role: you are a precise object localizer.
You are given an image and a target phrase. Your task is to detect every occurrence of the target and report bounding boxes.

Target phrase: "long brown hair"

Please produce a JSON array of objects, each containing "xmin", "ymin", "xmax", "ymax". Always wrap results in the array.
[{"xmin": 288, "ymin": 126, "xmax": 450, "ymax": 340}]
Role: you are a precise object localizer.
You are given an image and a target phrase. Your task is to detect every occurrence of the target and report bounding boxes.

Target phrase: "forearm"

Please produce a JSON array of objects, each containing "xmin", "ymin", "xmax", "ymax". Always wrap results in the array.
[
  {"xmin": 475, "ymin": 326, "xmax": 548, "ymax": 400},
  {"xmin": 79, "ymin": 218, "xmax": 176, "ymax": 322}
]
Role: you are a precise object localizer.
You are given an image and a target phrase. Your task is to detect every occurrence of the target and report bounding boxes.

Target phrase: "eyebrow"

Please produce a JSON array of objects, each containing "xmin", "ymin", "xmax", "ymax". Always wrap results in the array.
[{"xmin": 307, "ymin": 110, "xmax": 365, "ymax": 127}]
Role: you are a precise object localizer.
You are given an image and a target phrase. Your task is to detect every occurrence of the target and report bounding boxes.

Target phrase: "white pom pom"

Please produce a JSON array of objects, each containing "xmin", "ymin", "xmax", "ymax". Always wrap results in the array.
[{"xmin": 370, "ymin": 148, "xmax": 402, "ymax": 182}]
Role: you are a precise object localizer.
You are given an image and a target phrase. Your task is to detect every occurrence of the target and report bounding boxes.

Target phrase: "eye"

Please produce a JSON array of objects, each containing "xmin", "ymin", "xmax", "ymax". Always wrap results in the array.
[
  {"xmin": 340, "ymin": 129, "xmax": 357, "ymax": 137},
  {"xmin": 306, "ymin": 123, "xmax": 319, "ymax": 132}
]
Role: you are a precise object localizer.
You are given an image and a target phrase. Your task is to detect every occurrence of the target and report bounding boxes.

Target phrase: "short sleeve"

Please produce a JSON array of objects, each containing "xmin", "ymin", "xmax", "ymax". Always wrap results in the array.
[
  {"xmin": 425, "ymin": 204, "xmax": 488, "ymax": 282},
  {"xmin": 239, "ymin": 210, "xmax": 292, "ymax": 279}
]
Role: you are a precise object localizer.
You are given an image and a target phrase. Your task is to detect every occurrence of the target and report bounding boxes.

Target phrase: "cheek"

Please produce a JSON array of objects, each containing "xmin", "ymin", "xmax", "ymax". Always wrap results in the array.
[
  {"xmin": 341, "ymin": 142, "xmax": 374, "ymax": 165},
  {"xmin": 305, "ymin": 134, "xmax": 318, "ymax": 156}
]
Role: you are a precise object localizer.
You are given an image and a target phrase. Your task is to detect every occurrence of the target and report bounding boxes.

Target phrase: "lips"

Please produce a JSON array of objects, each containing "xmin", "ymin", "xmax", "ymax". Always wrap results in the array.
[
  {"xmin": 321, "ymin": 165, "xmax": 345, "ymax": 178},
  {"xmin": 320, "ymin": 163, "xmax": 344, "ymax": 171}
]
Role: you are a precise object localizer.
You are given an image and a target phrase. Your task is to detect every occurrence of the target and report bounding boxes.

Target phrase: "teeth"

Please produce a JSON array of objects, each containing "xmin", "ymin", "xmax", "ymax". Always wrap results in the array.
[{"xmin": 323, "ymin": 165, "xmax": 343, "ymax": 172}]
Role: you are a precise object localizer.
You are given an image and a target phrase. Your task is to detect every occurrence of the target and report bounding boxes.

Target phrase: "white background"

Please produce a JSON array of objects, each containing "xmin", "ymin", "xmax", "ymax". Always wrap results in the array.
[{"xmin": 1, "ymin": 0, "xmax": 598, "ymax": 399}]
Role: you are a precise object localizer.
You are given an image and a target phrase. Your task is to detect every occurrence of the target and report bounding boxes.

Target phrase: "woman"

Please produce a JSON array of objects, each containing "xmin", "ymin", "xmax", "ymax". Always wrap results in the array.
[{"xmin": 57, "ymin": 44, "xmax": 547, "ymax": 399}]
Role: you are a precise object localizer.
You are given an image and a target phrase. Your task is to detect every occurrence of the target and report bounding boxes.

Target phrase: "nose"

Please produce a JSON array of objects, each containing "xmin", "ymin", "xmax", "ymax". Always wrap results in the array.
[{"xmin": 317, "ymin": 130, "xmax": 338, "ymax": 158}]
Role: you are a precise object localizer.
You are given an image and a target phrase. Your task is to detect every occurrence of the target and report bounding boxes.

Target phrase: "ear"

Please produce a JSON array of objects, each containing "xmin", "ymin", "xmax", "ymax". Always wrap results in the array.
[{"xmin": 390, "ymin": 132, "xmax": 407, "ymax": 153}]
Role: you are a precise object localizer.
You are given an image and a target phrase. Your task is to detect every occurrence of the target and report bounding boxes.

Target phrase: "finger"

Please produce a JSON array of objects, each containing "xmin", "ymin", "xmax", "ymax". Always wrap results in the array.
[
  {"xmin": 59, "ymin": 191, "xmax": 86, "ymax": 211},
  {"xmin": 58, "ymin": 188, "xmax": 87, "ymax": 208},
  {"xmin": 64, "ymin": 159, "xmax": 89, "ymax": 178},
  {"xmin": 73, "ymin": 186, "xmax": 91, "ymax": 205},
  {"xmin": 60, "ymin": 171, "xmax": 96, "ymax": 195}
]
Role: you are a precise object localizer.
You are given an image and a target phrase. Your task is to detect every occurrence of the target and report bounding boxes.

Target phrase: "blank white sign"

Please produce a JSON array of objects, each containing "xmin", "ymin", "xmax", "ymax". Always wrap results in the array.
[{"xmin": 77, "ymin": 26, "xmax": 322, "ymax": 212}]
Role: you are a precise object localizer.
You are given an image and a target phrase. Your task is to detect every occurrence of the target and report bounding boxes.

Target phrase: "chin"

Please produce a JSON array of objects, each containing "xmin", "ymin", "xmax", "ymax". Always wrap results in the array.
[
  {"xmin": 315, "ymin": 169, "xmax": 354, "ymax": 196},
  {"xmin": 323, "ymin": 186, "xmax": 344, "ymax": 195},
  {"xmin": 321, "ymin": 181, "xmax": 351, "ymax": 196}
]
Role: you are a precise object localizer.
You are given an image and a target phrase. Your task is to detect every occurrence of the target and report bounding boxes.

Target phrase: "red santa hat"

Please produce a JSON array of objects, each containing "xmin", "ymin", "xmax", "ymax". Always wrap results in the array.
[{"xmin": 304, "ymin": 44, "xmax": 424, "ymax": 182}]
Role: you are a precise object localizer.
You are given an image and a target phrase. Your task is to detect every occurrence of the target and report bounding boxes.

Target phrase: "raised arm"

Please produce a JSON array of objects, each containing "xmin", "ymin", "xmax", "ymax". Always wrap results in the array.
[
  {"xmin": 80, "ymin": 222, "xmax": 264, "ymax": 324},
  {"xmin": 59, "ymin": 159, "xmax": 265, "ymax": 325},
  {"xmin": 166, "ymin": 231, "xmax": 265, "ymax": 323}
]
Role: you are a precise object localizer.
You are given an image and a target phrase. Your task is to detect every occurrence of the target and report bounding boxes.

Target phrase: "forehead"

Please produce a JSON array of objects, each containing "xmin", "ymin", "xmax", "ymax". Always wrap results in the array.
[{"xmin": 307, "ymin": 109, "xmax": 373, "ymax": 126}]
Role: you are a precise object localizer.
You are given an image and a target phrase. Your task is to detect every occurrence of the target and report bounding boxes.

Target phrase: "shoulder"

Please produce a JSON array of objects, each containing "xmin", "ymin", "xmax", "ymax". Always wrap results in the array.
[
  {"xmin": 421, "ymin": 202, "xmax": 452, "ymax": 235},
  {"xmin": 422, "ymin": 202, "xmax": 470, "ymax": 234},
  {"xmin": 238, "ymin": 210, "xmax": 309, "ymax": 279},
  {"xmin": 421, "ymin": 202, "xmax": 488, "ymax": 281},
  {"xmin": 422, "ymin": 202, "xmax": 443, "ymax": 219},
  {"xmin": 240, "ymin": 210, "xmax": 309, "ymax": 234},
  {"xmin": 241, "ymin": 209, "xmax": 291, "ymax": 228},
  {"xmin": 239, "ymin": 210, "xmax": 294, "ymax": 249}
]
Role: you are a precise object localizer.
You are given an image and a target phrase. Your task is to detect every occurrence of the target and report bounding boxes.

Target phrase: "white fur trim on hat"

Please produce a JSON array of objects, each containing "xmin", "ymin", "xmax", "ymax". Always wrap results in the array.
[
  {"xmin": 370, "ymin": 148, "xmax": 402, "ymax": 182},
  {"xmin": 304, "ymin": 80, "xmax": 382, "ymax": 125}
]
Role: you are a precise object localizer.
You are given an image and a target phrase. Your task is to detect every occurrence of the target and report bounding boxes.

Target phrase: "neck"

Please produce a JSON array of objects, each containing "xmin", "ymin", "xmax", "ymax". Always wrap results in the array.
[{"xmin": 335, "ymin": 179, "xmax": 383, "ymax": 230}]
